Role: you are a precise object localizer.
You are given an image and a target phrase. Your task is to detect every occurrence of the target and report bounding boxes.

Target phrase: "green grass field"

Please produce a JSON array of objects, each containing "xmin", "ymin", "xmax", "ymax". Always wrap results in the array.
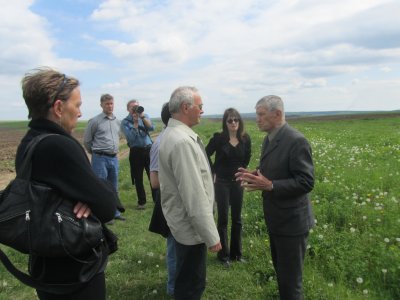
[{"xmin": 0, "ymin": 116, "xmax": 399, "ymax": 299}]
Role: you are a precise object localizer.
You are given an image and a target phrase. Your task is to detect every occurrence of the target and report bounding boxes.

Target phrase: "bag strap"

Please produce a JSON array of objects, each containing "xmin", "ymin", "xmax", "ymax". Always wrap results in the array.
[
  {"xmin": 0, "ymin": 133, "xmax": 96, "ymax": 294},
  {"xmin": 0, "ymin": 248, "xmax": 88, "ymax": 294},
  {"xmin": 17, "ymin": 134, "xmax": 58, "ymax": 180}
]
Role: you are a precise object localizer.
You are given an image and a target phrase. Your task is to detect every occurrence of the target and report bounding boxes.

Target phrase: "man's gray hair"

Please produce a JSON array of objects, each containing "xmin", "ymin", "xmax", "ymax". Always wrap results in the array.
[
  {"xmin": 169, "ymin": 86, "xmax": 199, "ymax": 114},
  {"xmin": 256, "ymin": 95, "xmax": 284, "ymax": 113}
]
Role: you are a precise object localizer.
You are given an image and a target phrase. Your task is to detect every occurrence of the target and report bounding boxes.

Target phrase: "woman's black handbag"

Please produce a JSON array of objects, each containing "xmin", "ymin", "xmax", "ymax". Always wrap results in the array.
[{"xmin": 0, "ymin": 134, "xmax": 113, "ymax": 294}]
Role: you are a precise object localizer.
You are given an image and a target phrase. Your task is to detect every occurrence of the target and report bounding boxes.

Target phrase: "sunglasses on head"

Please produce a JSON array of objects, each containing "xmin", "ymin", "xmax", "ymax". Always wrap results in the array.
[
  {"xmin": 227, "ymin": 118, "xmax": 239, "ymax": 124},
  {"xmin": 50, "ymin": 74, "xmax": 67, "ymax": 106}
]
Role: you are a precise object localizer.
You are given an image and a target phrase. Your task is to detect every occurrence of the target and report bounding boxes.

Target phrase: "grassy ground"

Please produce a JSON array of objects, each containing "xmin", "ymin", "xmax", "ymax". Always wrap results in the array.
[{"xmin": 0, "ymin": 116, "xmax": 399, "ymax": 299}]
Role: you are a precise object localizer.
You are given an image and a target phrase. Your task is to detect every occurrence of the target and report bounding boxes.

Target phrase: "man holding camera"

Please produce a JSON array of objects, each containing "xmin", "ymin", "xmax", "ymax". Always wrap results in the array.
[{"xmin": 121, "ymin": 99, "xmax": 156, "ymax": 210}]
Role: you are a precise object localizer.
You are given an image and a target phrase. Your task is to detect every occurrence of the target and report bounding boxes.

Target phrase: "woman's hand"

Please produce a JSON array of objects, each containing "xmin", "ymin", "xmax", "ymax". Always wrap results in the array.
[{"xmin": 73, "ymin": 201, "xmax": 92, "ymax": 219}]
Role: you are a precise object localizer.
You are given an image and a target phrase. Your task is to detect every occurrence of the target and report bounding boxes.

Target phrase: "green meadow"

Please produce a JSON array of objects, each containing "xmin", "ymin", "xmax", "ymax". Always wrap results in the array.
[{"xmin": 0, "ymin": 115, "xmax": 399, "ymax": 299}]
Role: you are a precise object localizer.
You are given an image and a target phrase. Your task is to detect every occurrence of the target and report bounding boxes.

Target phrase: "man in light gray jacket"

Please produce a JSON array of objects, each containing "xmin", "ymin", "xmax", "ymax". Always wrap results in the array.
[{"xmin": 159, "ymin": 86, "xmax": 221, "ymax": 300}]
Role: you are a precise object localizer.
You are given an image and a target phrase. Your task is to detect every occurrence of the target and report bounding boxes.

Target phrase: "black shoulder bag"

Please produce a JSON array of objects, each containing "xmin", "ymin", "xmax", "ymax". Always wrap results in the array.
[{"xmin": 0, "ymin": 134, "xmax": 114, "ymax": 294}]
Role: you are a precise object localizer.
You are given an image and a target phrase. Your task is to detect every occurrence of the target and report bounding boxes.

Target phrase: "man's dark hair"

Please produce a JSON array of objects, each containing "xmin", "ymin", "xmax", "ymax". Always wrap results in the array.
[
  {"xmin": 161, "ymin": 102, "xmax": 171, "ymax": 126},
  {"xmin": 100, "ymin": 93, "xmax": 113, "ymax": 103}
]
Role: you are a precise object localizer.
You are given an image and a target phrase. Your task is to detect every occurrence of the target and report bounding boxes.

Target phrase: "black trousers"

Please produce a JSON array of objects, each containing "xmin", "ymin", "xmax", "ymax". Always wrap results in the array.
[
  {"xmin": 215, "ymin": 178, "xmax": 243, "ymax": 262},
  {"xmin": 129, "ymin": 146, "xmax": 157, "ymax": 205},
  {"xmin": 36, "ymin": 272, "xmax": 106, "ymax": 300},
  {"xmin": 174, "ymin": 241, "xmax": 207, "ymax": 300},
  {"xmin": 269, "ymin": 233, "xmax": 308, "ymax": 300}
]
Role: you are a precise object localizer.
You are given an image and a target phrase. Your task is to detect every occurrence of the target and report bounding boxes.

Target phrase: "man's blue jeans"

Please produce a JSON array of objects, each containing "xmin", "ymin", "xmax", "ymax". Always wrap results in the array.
[
  {"xmin": 91, "ymin": 153, "xmax": 120, "ymax": 217},
  {"xmin": 166, "ymin": 234, "xmax": 177, "ymax": 295}
]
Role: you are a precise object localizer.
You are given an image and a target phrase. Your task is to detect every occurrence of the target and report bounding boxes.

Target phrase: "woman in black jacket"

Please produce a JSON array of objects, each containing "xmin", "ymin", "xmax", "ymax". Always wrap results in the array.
[
  {"xmin": 205, "ymin": 108, "xmax": 251, "ymax": 267},
  {"xmin": 16, "ymin": 67, "xmax": 118, "ymax": 299}
]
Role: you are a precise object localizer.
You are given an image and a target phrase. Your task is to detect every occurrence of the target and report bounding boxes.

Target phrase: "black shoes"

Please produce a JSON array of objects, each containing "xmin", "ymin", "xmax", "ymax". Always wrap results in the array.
[
  {"xmin": 230, "ymin": 256, "xmax": 247, "ymax": 263},
  {"xmin": 114, "ymin": 215, "xmax": 126, "ymax": 221},
  {"xmin": 105, "ymin": 215, "xmax": 125, "ymax": 225},
  {"xmin": 236, "ymin": 257, "xmax": 247, "ymax": 263},
  {"xmin": 218, "ymin": 257, "xmax": 231, "ymax": 268},
  {"xmin": 221, "ymin": 260, "xmax": 231, "ymax": 268}
]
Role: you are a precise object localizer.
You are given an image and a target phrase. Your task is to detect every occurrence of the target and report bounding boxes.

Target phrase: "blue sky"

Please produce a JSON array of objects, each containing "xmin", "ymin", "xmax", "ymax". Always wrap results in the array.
[{"xmin": 1, "ymin": 0, "xmax": 399, "ymax": 120}]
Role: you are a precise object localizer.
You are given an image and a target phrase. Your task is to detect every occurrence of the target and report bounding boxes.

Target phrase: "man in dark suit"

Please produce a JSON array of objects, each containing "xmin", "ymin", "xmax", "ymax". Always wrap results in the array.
[{"xmin": 235, "ymin": 95, "xmax": 314, "ymax": 300}]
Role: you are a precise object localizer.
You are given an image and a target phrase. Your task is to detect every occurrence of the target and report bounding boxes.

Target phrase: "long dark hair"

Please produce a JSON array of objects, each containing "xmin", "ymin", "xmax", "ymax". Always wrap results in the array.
[{"xmin": 221, "ymin": 108, "xmax": 248, "ymax": 142}]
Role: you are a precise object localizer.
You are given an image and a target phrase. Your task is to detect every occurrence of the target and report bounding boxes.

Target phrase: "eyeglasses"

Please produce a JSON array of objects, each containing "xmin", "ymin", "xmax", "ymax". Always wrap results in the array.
[
  {"xmin": 191, "ymin": 103, "xmax": 203, "ymax": 110},
  {"xmin": 227, "ymin": 118, "xmax": 239, "ymax": 124},
  {"xmin": 50, "ymin": 74, "xmax": 67, "ymax": 106}
]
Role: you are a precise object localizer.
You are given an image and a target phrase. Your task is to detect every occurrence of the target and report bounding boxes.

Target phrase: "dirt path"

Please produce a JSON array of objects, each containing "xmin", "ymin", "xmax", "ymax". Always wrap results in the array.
[
  {"xmin": 0, "ymin": 132, "xmax": 156, "ymax": 190},
  {"xmin": 0, "ymin": 172, "xmax": 15, "ymax": 190},
  {"xmin": 0, "ymin": 146, "xmax": 132, "ymax": 190}
]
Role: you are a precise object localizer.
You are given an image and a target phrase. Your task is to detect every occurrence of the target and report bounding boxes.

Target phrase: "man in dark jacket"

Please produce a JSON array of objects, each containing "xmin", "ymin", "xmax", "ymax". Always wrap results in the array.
[{"xmin": 235, "ymin": 95, "xmax": 314, "ymax": 300}]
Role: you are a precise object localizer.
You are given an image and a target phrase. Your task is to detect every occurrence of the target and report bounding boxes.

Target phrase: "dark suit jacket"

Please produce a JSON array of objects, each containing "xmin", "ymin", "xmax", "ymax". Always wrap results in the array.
[{"xmin": 259, "ymin": 123, "xmax": 314, "ymax": 236}]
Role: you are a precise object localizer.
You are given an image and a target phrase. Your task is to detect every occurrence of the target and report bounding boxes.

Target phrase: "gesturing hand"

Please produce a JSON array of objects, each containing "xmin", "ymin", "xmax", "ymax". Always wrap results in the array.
[{"xmin": 237, "ymin": 169, "xmax": 273, "ymax": 192}]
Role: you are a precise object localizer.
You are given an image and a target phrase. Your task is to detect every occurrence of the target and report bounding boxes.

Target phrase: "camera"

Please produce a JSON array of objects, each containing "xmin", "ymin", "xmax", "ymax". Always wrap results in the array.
[{"xmin": 132, "ymin": 106, "xmax": 144, "ymax": 114}]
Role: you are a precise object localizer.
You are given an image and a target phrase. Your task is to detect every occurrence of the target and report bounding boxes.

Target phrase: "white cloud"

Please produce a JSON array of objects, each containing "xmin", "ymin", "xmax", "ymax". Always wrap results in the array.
[
  {"xmin": 100, "ymin": 34, "xmax": 188, "ymax": 63},
  {"xmin": 0, "ymin": 0, "xmax": 399, "ymax": 120},
  {"xmin": 90, "ymin": 0, "xmax": 140, "ymax": 21},
  {"xmin": 380, "ymin": 66, "xmax": 391, "ymax": 72},
  {"xmin": 0, "ymin": 1, "xmax": 54, "ymax": 75},
  {"xmin": 90, "ymin": 0, "xmax": 400, "ymax": 79}
]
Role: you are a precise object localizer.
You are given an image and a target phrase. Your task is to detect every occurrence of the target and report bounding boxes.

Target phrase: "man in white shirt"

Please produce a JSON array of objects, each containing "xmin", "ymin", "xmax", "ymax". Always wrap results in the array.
[{"xmin": 159, "ymin": 86, "xmax": 221, "ymax": 299}]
